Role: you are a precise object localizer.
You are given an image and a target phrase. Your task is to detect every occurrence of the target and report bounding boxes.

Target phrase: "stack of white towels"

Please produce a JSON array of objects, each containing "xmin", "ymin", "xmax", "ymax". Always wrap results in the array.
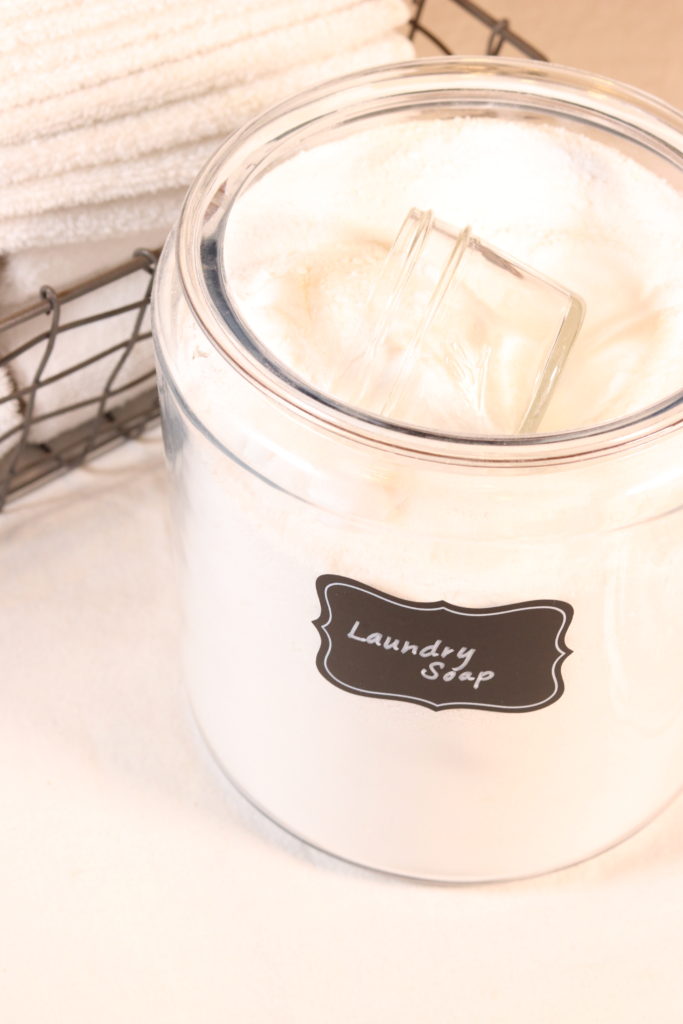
[{"xmin": 0, "ymin": 0, "xmax": 414, "ymax": 457}]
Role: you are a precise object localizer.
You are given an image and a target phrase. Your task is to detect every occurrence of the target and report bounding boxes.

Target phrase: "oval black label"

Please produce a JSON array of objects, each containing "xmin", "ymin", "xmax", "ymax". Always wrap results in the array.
[{"xmin": 314, "ymin": 575, "xmax": 573, "ymax": 713}]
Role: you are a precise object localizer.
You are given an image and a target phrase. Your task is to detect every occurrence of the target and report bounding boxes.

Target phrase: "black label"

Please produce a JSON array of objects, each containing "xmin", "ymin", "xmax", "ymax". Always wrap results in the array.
[{"xmin": 314, "ymin": 575, "xmax": 573, "ymax": 713}]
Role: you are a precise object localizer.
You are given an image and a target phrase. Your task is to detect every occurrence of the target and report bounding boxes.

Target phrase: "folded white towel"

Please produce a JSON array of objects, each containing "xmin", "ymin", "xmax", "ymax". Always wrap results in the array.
[
  {"xmin": 0, "ymin": 0, "xmax": 219, "ymax": 55},
  {"xmin": 0, "ymin": 33, "xmax": 413, "ymax": 251},
  {"xmin": 1, "ymin": 32, "xmax": 412, "ymax": 187},
  {"xmin": 0, "ymin": 141, "xmax": 216, "ymax": 219},
  {"xmin": 3, "ymin": 0, "xmax": 358, "ymax": 108},
  {"xmin": 0, "ymin": 0, "xmax": 289, "ymax": 66},
  {"xmin": 0, "ymin": 0, "xmax": 408, "ymax": 144},
  {"xmin": 0, "ymin": 0, "xmax": 414, "ymax": 452},
  {"xmin": 1, "ymin": 189, "xmax": 185, "ymax": 255}
]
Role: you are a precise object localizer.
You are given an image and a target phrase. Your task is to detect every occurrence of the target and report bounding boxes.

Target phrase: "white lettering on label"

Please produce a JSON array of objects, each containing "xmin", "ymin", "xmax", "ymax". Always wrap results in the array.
[
  {"xmin": 347, "ymin": 621, "xmax": 494, "ymax": 690},
  {"xmin": 474, "ymin": 671, "xmax": 495, "ymax": 689},
  {"xmin": 421, "ymin": 661, "xmax": 444, "ymax": 681}
]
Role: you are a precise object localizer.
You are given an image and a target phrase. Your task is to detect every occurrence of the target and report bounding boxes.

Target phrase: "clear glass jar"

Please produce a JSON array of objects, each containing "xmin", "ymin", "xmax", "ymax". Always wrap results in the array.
[{"xmin": 152, "ymin": 58, "xmax": 683, "ymax": 881}]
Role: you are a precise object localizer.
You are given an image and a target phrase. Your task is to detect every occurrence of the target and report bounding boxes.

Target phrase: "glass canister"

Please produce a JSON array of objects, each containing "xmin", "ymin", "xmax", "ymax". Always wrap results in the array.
[{"xmin": 152, "ymin": 58, "xmax": 683, "ymax": 882}]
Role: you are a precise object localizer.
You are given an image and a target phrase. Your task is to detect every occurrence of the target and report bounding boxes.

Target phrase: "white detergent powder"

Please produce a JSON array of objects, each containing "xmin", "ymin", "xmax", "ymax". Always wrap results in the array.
[
  {"xmin": 225, "ymin": 118, "xmax": 683, "ymax": 434},
  {"xmin": 156, "ymin": 112, "xmax": 683, "ymax": 880}
]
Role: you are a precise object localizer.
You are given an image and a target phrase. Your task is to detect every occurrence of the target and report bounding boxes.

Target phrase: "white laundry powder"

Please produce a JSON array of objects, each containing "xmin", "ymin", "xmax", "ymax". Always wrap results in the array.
[
  {"xmin": 225, "ymin": 118, "xmax": 683, "ymax": 435},
  {"xmin": 154, "ymin": 109, "xmax": 683, "ymax": 880}
]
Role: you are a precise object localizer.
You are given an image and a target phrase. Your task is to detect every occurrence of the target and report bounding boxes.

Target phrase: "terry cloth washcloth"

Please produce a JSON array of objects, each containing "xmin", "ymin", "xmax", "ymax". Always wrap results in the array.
[
  {"xmin": 0, "ymin": 0, "xmax": 414, "ymax": 449},
  {"xmin": 0, "ymin": 0, "xmax": 219, "ymax": 55},
  {"xmin": 2, "ymin": 0, "xmax": 359, "ymax": 109},
  {"xmin": 0, "ymin": 33, "xmax": 412, "ymax": 187},
  {"xmin": 0, "ymin": 0, "xmax": 409, "ymax": 144},
  {"xmin": 0, "ymin": 190, "xmax": 184, "ymax": 256},
  {"xmin": 0, "ymin": 33, "xmax": 413, "ymax": 252}
]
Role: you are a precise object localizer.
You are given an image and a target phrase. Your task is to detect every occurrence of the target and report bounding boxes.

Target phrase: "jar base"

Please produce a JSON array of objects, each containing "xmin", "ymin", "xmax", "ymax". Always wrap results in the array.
[{"xmin": 190, "ymin": 704, "xmax": 683, "ymax": 885}]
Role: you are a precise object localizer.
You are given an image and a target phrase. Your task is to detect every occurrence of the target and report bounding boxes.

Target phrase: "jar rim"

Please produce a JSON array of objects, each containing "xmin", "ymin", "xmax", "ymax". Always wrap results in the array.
[{"xmin": 176, "ymin": 56, "xmax": 683, "ymax": 466}]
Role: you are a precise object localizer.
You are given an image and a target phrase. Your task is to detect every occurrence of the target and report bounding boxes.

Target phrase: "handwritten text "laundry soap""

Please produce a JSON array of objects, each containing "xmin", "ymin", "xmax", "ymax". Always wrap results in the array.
[{"xmin": 347, "ymin": 621, "xmax": 495, "ymax": 689}]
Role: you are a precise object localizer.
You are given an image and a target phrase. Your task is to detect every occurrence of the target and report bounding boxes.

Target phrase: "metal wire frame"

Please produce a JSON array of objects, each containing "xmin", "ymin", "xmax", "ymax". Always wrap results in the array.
[
  {"xmin": 409, "ymin": 0, "xmax": 547, "ymax": 59},
  {"xmin": 0, "ymin": 0, "xmax": 546, "ymax": 510},
  {"xmin": 0, "ymin": 250, "xmax": 158, "ymax": 509}
]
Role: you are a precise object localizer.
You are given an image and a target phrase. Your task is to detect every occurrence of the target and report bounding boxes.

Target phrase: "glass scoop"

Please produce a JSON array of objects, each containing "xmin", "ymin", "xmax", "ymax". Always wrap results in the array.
[{"xmin": 336, "ymin": 208, "xmax": 585, "ymax": 435}]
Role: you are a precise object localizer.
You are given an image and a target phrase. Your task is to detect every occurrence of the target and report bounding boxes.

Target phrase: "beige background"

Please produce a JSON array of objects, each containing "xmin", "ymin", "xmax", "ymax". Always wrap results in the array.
[{"xmin": 421, "ymin": 0, "xmax": 683, "ymax": 109}]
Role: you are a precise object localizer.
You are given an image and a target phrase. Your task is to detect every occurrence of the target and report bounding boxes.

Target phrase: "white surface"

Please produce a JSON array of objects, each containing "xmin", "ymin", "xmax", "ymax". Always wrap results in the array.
[{"xmin": 2, "ymin": 432, "xmax": 683, "ymax": 1022}]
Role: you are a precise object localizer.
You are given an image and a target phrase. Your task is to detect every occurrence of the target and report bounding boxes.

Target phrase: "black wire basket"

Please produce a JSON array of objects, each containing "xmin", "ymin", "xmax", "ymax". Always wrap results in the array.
[{"xmin": 0, "ymin": 0, "xmax": 545, "ymax": 510}]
